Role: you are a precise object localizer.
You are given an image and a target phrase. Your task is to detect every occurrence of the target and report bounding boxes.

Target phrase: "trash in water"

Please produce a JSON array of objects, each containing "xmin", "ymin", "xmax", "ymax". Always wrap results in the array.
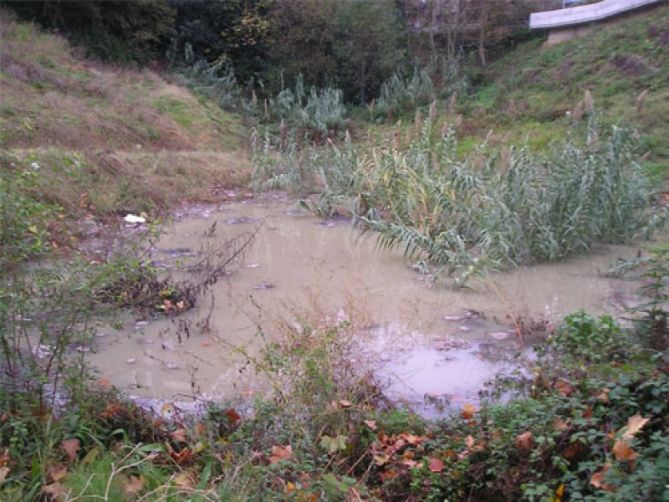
[{"xmin": 253, "ymin": 281, "xmax": 275, "ymax": 290}]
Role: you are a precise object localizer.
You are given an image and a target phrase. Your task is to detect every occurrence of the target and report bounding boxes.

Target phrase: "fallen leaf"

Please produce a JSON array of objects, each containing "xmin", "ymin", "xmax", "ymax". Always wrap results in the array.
[
  {"xmin": 556, "ymin": 380, "xmax": 573, "ymax": 397},
  {"xmin": 48, "ymin": 464, "xmax": 68, "ymax": 483},
  {"xmin": 347, "ymin": 486, "xmax": 363, "ymax": 502},
  {"xmin": 590, "ymin": 464, "xmax": 616, "ymax": 492},
  {"xmin": 379, "ymin": 468, "xmax": 399, "ymax": 481},
  {"xmin": 465, "ymin": 435, "xmax": 475, "ymax": 448},
  {"xmin": 553, "ymin": 419, "xmax": 569, "ymax": 432},
  {"xmin": 195, "ymin": 422, "xmax": 207, "ymax": 436},
  {"xmin": 399, "ymin": 433, "xmax": 424, "ymax": 446},
  {"xmin": 269, "ymin": 445, "xmax": 293, "ymax": 464},
  {"xmin": 596, "ymin": 388, "xmax": 610, "ymax": 404},
  {"xmin": 0, "ymin": 450, "xmax": 9, "ymax": 467},
  {"xmin": 225, "ymin": 408, "xmax": 241, "ymax": 425},
  {"xmin": 0, "ymin": 466, "xmax": 9, "ymax": 485},
  {"xmin": 97, "ymin": 377, "xmax": 112, "ymax": 389},
  {"xmin": 339, "ymin": 400, "xmax": 353, "ymax": 408},
  {"xmin": 174, "ymin": 472, "xmax": 195, "ymax": 489},
  {"xmin": 461, "ymin": 403, "xmax": 477, "ymax": 420},
  {"xmin": 169, "ymin": 447, "xmax": 193, "ymax": 466},
  {"xmin": 60, "ymin": 439, "xmax": 80, "ymax": 463},
  {"xmin": 427, "ymin": 457, "xmax": 444, "ymax": 473},
  {"xmin": 554, "ymin": 483, "xmax": 565, "ymax": 501},
  {"xmin": 562, "ymin": 443, "xmax": 582, "ymax": 460},
  {"xmin": 122, "ymin": 475, "xmax": 145, "ymax": 495},
  {"xmin": 621, "ymin": 414, "xmax": 649, "ymax": 440},
  {"xmin": 42, "ymin": 482, "xmax": 67, "ymax": 499},
  {"xmin": 364, "ymin": 420, "xmax": 377, "ymax": 431},
  {"xmin": 373, "ymin": 453, "xmax": 390, "ymax": 466},
  {"xmin": 612, "ymin": 440, "xmax": 637, "ymax": 462},
  {"xmin": 170, "ymin": 429, "xmax": 187, "ymax": 443},
  {"xmin": 515, "ymin": 431, "xmax": 534, "ymax": 452}
]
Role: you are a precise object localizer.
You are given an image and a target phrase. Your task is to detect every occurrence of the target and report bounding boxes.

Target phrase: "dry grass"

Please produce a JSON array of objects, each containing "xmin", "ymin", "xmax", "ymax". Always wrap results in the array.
[{"xmin": 0, "ymin": 10, "xmax": 251, "ymax": 244}]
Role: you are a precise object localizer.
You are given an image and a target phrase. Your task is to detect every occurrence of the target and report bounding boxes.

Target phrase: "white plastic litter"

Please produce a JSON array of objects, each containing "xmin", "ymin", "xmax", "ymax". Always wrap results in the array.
[{"xmin": 123, "ymin": 214, "xmax": 146, "ymax": 224}]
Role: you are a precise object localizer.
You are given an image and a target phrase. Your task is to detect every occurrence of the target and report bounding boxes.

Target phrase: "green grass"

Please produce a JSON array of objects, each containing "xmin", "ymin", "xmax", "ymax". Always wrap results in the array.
[{"xmin": 460, "ymin": 4, "xmax": 669, "ymax": 173}]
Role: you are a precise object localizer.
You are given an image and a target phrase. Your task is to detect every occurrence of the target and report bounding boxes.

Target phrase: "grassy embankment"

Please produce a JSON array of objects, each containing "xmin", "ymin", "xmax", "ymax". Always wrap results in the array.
[
  {"xmin": 362, "ymin": 4, "xmax": 669, "ymax": 184},
  {"xmin": 1, "ymin": 11, "xmax": 250, "ymax": 260}
]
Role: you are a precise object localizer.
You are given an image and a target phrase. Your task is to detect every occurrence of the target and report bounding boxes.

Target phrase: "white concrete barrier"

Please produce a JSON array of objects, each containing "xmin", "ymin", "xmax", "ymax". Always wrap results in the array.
[{"xmin": 529, "ymin": 0, "xmax": 664, "ymax": 29}]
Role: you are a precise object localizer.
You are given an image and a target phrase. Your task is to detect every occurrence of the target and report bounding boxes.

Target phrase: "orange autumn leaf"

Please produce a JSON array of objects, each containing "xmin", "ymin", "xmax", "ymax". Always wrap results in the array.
[
  {"xmin": 515, "ymin": 431, "xmax": 534, "ymax": 452},
  {"xmin": 621, "ymin": 414, "xmax": 649, "ymax": 440},
  {"xmin": 612, "ymin": 440, "xmax": 637, "ymax": 462},
  {"xmin": 427, "ymin": 457, "xmax": 444, "ymax": 473},
  {"xmin": 60, "ymin": 438, "xmax": 80, "ymax": 463},
  {"xmin": 269, "ymin": 445, "xmax": 293, "ymax": 464},
  {"xmin": 461, "ymin": 403, "xmax": 477, "ymax": 420},
  {"xmin": 553, "ymin": 483, "xmax": 566, "ymax": 501},
  {"xmin": 590, "ymin": 464, "xmax": 616, "ymax": 492},
  {"xmin": 555, "ymin": 380, "xmax": 573, "ymax": 397}
]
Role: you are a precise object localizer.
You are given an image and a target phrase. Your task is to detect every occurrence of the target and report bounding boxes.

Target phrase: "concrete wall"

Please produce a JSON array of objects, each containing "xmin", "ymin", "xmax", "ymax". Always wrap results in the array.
[{"xmin": 529, "ymin": 0, "xmax": 664, "ymax": 29}]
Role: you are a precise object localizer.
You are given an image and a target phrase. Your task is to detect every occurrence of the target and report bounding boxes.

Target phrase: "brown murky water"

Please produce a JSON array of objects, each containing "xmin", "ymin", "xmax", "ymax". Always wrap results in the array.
[{"xmin": 88, "ymin": 196, "xmax": 642, "ymax": 413}]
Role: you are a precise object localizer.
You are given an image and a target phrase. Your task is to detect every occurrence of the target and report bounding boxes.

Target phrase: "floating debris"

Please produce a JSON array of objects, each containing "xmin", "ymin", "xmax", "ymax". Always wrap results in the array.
[
  {"xmin": 253, "ymin": 281, "xmax": 275, "ymax": 290},
  {"xmin": 245, "ymin": 263, "xmax": 261, "ymax": 269},
  {"xmin": 126, "ymin": 358, "xmax": 137, "ymax": 364},
  {"xmin": 489, "ymin": 331, "xmax": 512, "ymax": 340},
  {"xmin": 226, "ymin": 216, "xmax": 260, "ymax": 225},
  {"xmin": 156, "ymin": 247, "xmax": 194, "ymax": 258}
]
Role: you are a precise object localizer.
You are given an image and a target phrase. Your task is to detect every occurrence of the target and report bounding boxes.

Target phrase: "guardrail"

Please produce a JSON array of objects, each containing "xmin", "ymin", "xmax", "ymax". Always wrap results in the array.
[{"xmin": 529, "ymin": 0, "xmax": 664, "ymax": 29}]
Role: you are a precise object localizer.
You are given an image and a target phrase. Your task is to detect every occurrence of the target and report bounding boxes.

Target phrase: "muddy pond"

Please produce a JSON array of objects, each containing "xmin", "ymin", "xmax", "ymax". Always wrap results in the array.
[{"xmin": 88, "ymin": 195, "xmax": 642, "ymax": 417}]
